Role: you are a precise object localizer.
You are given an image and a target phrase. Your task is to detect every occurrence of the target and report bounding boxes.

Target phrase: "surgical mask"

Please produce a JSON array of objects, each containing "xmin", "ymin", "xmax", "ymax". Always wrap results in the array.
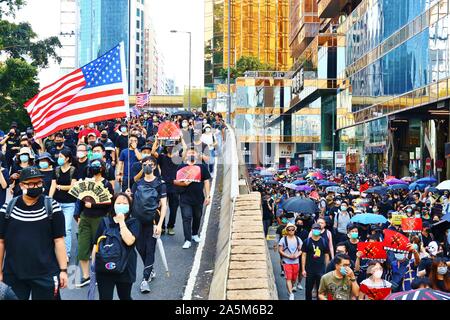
[
  {"xmin": 143, "ymin": 165, "xmax": 154, "ymax": 175},
  {"xmin": 412, "ymin": 244, "xmax": 419, "ymax": 251},
  {"xmin": 92, "ymin": 152, "xmax": 103, "ymax": 160},
  {"xmin": 415, "ymin": 214, "xmax": 421, "ymax": 218},
  {"xmin": 39, "ymin": 161, "xmax": 49, "ymax": 169},
  {"xmin": 24, "ymin": 187, "xmax": 43, "ymax": 198},
  {"xmin": 281, "ymin": 218, "xmax": 288, "ymax": 224},
  {"xmin": 19, "ymin": 154, "xmax": 29, "ymax": 163},
  {"xmin": 373, "ymin": 209, "xmax": 379, "ymax": 213},
  {"xmin": 120, "ymin": 127, "xmax": 127, "ymax": 133},
  {"xmin": 153, "ymin": 117, "xmax": 158, "ymax": 122},
  {"xmin": 203, "ymin": 119, "xmax": 208, "ymax": 124},
  {"xmin": 205, "ymin": 128, "xmax": 211, "ymax": 133},
  {"xmin": 394, "ymin": 253, "xmax": 406, "ymax": 261},
  {"xmin": 437, "ymin": 266, "xmax": 448, "ymax": 275},
  {"xmin": 350, "ymin": 232, "xmax": 358, "ymax": 239},
  {"xmin": 407, "ymin": 208, "xmax": 412, "ymax": 213},
  {"xmin": 77, "ymin": 151, "xmax": 87, "ymax": 159},
  {"xmin": 312, "ymin": 230, "xmax": 321, "ymax": 237},
  {"xmin": 340, "ymin": 266, "xmax": 347, "ymax": 276},
  {"xmin": 88, "ymin": 123, "xmax": 95, "ymax": 128},
  {"xmin": 341, "ymin": 206, "xmax": 347, "ymax": 211},
  {"xmin": 373, "ymin": 270, "xmax": 383, "ymax": 279},
  {"xmin": 57, "ymin": 157, "xmax": 65, "ymax": 166},
  {"xmin": 114, "ymin": 204, "xmax": 129, "ymax": 215},
  {"xmin": 182, "ymin": 122, "xmax": 188, "ymax": 128}
]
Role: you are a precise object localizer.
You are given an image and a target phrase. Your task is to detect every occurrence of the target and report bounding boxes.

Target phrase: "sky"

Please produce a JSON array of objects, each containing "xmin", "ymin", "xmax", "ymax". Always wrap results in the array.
[{"xmin": 14, "ymin": 0, "xmax": 205, "ymax": 91}]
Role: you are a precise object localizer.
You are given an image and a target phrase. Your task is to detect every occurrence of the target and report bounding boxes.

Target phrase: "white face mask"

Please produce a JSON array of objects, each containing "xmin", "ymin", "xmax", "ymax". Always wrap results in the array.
[
  {"xmin": 205, "ymin": 128, "xmax": 211, "ymax": 133},
  {"xmin": 182, "ymin": 122, "xmax": 188, "ymax": 128}
]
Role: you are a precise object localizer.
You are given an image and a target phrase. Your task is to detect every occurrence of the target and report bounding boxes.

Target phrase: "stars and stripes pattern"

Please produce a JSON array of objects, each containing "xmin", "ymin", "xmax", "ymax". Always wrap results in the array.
[
  {"xmin": 24, "ymin": 42, "xmax": 129, "ymax": 139},
  {"xmin": 136, "ymin": 89, "xmax": 150, "ymax": 109}
]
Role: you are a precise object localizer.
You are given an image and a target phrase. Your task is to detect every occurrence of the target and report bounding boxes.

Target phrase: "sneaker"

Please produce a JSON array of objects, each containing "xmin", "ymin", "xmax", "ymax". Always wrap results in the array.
[
  {"xmin": 168, "ymin": 228, "xmax": 175, "ymax": 235},
  {"xmin": 192, "ymin": 235, "xmax": 201, "ymax": 243},
  {"xmin": 182, "ymin": 241, "xmax": 192, "ymax": 249},
  {"xmin": 140, "ymin": 279, "xmax": 150, "ymax": 293},
  {"xmin": 75, "ymin": 277, "xmax": 90, "ymax": 288},
  {"xmin": 281, "ymin": 271, "xmax": 285, "ymax": 277},
  {"xmin": 292, "ymin": 287, "xmax": 297, "ymax": 293},
  {"xmin": 161, "ymin": 228, "xmax": 166, "ymax": 235},
  {"xmin": 297, "ymin": 283, "xmax": 303, "ymax": 290},
  {"xmin": 289, "ymin": 293, "xmax": 295, "ymax": 300},
  {"xmin": 148, "ymin": 270, "xmax": 156, "ymax": 282}
]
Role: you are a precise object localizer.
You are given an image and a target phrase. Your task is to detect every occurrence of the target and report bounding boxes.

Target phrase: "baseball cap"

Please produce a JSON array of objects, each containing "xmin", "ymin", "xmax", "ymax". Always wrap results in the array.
[
  {"xmin": 19, "ymin": 166, "xmax": 44, "ymax": 182},
  {"xmin": 141, "ymin": 145, "xmax": 152, "ymax": 152},
  {"xmin": 311, "ymin": 223, "xmax": 321, "ymax": 230}
]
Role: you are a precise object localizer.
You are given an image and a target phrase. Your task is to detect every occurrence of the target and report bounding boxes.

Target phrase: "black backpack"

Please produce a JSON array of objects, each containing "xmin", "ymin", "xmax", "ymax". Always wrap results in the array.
[
  {"xmin": 95, "ymin": 217, "xmax": 131, "ymax": 274},
  {"xmin": 281, "ymin": 236, "xmax": 301, "ymax": 255},
  {"xmin": 132, "ymin": 178, "xmax": 162, "ymax": 225},
  {"xmin": 5, "ymin": 196, "xmax": 53, "ymax": 220}
]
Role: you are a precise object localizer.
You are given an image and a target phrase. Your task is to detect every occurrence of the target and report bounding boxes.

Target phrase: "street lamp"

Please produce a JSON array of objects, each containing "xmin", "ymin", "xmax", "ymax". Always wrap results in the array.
[{"xmin": 171, "ymin": 30, "xmax": 191, "ymax": 112}]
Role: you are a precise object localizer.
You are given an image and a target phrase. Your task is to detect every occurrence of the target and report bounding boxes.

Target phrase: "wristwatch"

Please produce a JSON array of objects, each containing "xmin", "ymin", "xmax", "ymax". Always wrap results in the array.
[
  {"xmin": 60, "ymin": 269, "xmax": 68, "ymax": 273},
  {"xmin": 350, "ymin": 278, "xmax": 356, "ymax": 282}
]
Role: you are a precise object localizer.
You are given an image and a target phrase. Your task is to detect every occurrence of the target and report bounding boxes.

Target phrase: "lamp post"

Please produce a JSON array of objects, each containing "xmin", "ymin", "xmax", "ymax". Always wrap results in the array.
[{"xmin": 171, "ymin": 30, "xmax": 191, "ymax": 111}]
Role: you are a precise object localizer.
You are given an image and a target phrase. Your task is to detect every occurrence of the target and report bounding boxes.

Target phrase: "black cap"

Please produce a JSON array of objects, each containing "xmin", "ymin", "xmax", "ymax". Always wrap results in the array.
[
  {"xmin": 36, "ymin": 152, "xmax": 55, "ymax": 164},
  {"xmin": 19, "ymin": 166, "xmax": 44, "ymax": 182},
  {"xmin": 312, "ymin": 223, "xmax": 321, "ymax": 230},
  {"xmin": 11, "ymin": 122, "xmax": 17, "ymax": 128},
  {"xmin": 141, "ymin": 145, "xmax": 152, "ymax": 152}
]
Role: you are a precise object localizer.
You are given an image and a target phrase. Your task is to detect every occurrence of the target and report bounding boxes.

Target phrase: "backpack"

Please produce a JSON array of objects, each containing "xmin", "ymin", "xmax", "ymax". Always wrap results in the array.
[
  {"xmin": 281, "ymin": 236, "xmax": 301, "ymax": 255},
  {"xmin": 132, "ymin": 179, "xmax": 162, "ymax": 225},
  {"xmin": 5, "ymin": 196, "xmax": 53, "ymax": 220},
  {"xmin": 95, "ymin": 217, "xmax": 131, "ymax": 274}
]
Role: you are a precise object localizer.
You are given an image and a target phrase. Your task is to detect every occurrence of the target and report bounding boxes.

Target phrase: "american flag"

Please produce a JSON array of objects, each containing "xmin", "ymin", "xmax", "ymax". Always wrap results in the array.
[
  {"xmin": 24, "ymin": 42, "xmax": 129, "ymax": 139},
  {"xmin": 136, "ymin": 90, "xmax": 150, "ymax": 108}
]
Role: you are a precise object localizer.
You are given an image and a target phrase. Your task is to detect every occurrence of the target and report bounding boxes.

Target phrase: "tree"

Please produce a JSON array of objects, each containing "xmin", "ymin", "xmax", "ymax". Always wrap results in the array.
[
  {"xmin": 220, "ymin": 56, "xmax": 274, "ymax": 82},
  {"xmin": 0, "ymin": 1, "xmax": 61, "ymax": 131}
]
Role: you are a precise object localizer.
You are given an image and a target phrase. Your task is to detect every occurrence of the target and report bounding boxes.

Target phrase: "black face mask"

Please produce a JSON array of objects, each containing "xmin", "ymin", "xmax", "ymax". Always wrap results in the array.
[
  {"xmin": 89, "ymin": 141, "xmax": 96, "ymax": 147},
  {"xmin": 143, "ymin": 165, "xmax": 155, "ymax": 175},
  {"xmin": 101, "ymin": 134, "xmax": 108, "ymax": 139},
  {"xmin": 26, "ymin": 187, "xmax": 43, "ymax": 198},
  {"xmin": 55, "ymin": 142, "xmax": 63, "ymax": 147},
  {"xmin": 189, "ymin": 155, "xmax": 196, "ymax": 163}
]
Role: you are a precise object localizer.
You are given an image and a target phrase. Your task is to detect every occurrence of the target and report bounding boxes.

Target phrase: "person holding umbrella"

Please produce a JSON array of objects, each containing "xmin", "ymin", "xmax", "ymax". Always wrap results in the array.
[{"xmin": 92, "ymin": 193, "xmax": 140, "ymax": 300}]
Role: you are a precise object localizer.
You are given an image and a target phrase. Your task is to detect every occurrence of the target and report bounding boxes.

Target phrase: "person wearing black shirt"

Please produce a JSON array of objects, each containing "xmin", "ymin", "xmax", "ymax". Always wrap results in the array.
[
  {"xmin": 49, "ymin": 133, "xmax": 71, "ymax": 162},
  {"xmin": 0, "ymin": 166, "xmax": 68, "ymax": 300},
  {"xmin": 343, "ymin": 224, "xmax": 360, "ymax": 263},
  {"xmin": 74, "ymin": 143, "xmax": 89, "ymax": 180},
  {"xmin": 301, "ymin": 223, "xmax": 330, "ymax": 300},
  {"xmin": 93, "ymin": 193, "xmax": 140, "ymax": 300},
  {"xmin": 36, "ymin": 153, "xmax": 55, "ymax": 196},
  {"xmin": 9, "ymin": 147, "xmax": 35, "ymax": 197},
  {"xmin": 262, "ymin": 194, "xmax": 274, "ymax": 236},
  {"xmin": 49, "ymin": 148, "xmax": 78, "ymax": 260},
  {"xmin": 174, "ymin": 148, "xmax": 211, "ymax": 249},
  {"xmin": 115, "ymin": 123, "xmax": 130, "ymax": 161},
  {"xmin": 0, "ymin": 152, "xmax": 9, "ymax": 208},
  {"xmin": 91, "ymin": 144, "xmax": 116, "ymax": 185},
  {"xmin": 131, "ymin": 145, "xmax": 160, "ymax": 183},
  {"xmin": 0, "ymin": 127, "xmax": 20, "ymax": 171}
]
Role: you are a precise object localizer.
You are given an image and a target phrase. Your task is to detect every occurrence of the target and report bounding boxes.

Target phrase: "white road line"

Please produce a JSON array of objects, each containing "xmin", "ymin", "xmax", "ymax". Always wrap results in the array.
[{"xmin": 182, "ymin": 159, "xmax": 218, "ymax": 300}]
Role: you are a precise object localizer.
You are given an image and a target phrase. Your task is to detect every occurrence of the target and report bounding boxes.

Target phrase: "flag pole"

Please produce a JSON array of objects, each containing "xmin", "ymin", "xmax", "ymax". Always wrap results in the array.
[{"xmin": 127, "ymin": 117, "xmax": 131, "ymax": 191}]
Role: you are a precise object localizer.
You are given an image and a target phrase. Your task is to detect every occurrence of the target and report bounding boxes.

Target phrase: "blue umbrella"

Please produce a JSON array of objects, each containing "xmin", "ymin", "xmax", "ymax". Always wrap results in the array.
[
  {"xmin": 416, "ymin": 177, "xmax": 437, "ymax": 185},
  {"xmin": 350, "ymin": 213, "xmax": 387, "ymax": 225},
  {"xmin": 283, "ymin": 183, "xmax": 298, "ymax": 190},
  {"xmin": 293, "ymin": 180, "xmax": 308, "ymax": 185},
  {"xmin": 295, "ymin": 185, "xmax": 312, "ymax": 192},
  {"xmin": 388, "ymin": 184, "xmax": 409, "ymax": 191},
  {"xmin": 319, "ymin": 181, "xmax": 338, "ymax": 187},
  {"xmin": 260, "ymin": 170, "xmax": 273, "ymax": 176},
  {"xmin": 283, "ymin": 197, "xmax": 318, "ymax": 214},
  {"xmin": 409, "ymin": 182, "xmax": 426, "ymax": 191},
  {"xmin": 314, "ymin": 180, "xmax": 327, "ymax": 185},
  {"xmin": 365, "ymin": 186, "xmax": 388, "ymax": 195}
]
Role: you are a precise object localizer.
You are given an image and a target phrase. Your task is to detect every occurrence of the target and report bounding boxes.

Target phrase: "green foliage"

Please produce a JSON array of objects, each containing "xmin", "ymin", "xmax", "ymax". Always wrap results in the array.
[
  {"xmin": 220, "ymin": 56, "xmax": 274, "ymax": 81},
  {"xmin": 0, "ymin": 0, "xmax": 25, "ymax": 18}
]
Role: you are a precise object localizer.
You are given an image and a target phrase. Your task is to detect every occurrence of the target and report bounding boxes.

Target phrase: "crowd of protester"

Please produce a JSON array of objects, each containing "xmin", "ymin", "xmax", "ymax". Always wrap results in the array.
[
  {"xmin": 251, "ymin": 167, "xmax": 450, "ymax": 300},
  {"xmin": 0, "ymin": 110, "xmax": 225, "ymax": 300}
]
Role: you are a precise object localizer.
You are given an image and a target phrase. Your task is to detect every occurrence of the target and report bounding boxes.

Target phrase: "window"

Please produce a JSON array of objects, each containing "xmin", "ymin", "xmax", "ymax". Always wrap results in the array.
[
  {"xmin": 136, "ymin": 81, "xmax": 140, "ymax": 89},
  {"xmin": 136, "ymin": 68, "xmax": 140, "ymax": 76},
  {"xmin": 136, "ymin": 44, "xmax": 140, "ymax": 52},
  {"xmin": 136, "ymin": 56, "xmax": 140, "ymax": 64},
  {"xmin": 137, "ymin": 8, "xmax": 140, "ymax": 17},
  {"xmin": 136, "ymin": 20, "xmax": 140, "ymax": 29},
  {"xmin": 136, "ymin": 32, "xmax": 140, "ymax": 41}
]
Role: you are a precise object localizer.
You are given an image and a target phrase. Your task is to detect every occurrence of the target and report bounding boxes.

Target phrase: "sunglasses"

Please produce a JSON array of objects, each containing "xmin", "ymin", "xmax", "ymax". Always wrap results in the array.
[{"xmin": 287, "ymin": 228, "xmax": 295, "ymax": 231}]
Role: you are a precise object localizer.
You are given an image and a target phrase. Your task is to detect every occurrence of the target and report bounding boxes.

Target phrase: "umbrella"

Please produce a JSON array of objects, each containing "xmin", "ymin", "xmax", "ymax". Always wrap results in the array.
[
  {"xmin": 293, "ymin": 180, "xmax": 308, "ymax": 185},
  {"xmin": 326, "ymin": 186, "xmax": 345, "ymax": 194},
  {"xmin": 157, "ymin": 238, "xmax": 170, "ymax": 277},
  {"xmin": 437, "ymin": 180, "xmax": 450, "ymax": 190},
  {"xmin": 409, "ymin": 182, "xmax": 426, "ymax": 191},
  {"xmin": 171, "ymin": 110, "xmax": 194, "ymax": 118},
  {"xmin": 401, "ymin": 176, "xmax": 414, "ymax": 182},
  {"xmin": 350, "ymin": 213, "xmax": 387, "ymax": 225},
  {"xmin": 266, "ymin": 167, "xmax": 277, "ymax": 173},
  {"xmin": 283, "ymin": 197, "xmax": 318, "ymax": 214},
  {"xmin": 87, "ymin": 262, "xmax": 97, "ymax": 300},
  {"xmin": 431, "ymin": 213, "xmax": 450, "ymax": 243},
  {"xmin": 416, "ymin": 177, "xmax": 437, "ymax": 185},
  {"xmin": 385, "ymin": 288, "xmax": 450, "ymax": 300},
  {"xmin": 295, "ymin": 185, "xmax": 312, "ymax": 192},
  {"xmin": 289, "ymin": 165, "xmax": 300, "ymax": 173},
  {"xmin": 314, "ymin": 180, "xmax": 328, "ymax": 185},
  {"xmin": 259, "ymin": 170, "xmax": 273, "ymax": 176},
  {"xmin": 306, "ymin": 172, "xmax": 324, "ymax": 179},
  {"xmin": 283, "ymin": 183, "xmax": 298, "ymax": 190},
  {"xmin": 265, "ymin": 180, "xmax": 279, "ymax": 185},
  {"xmin": 388, "ymin": 184, "xmax": 409, "ymax": 191},
  {"xmin": 319, "ymin": 181, "xmax": 339, "ymax": 187},
  {"xmin": 385, "ymin": 178, "xmax": 408, "ymax": 185},
  {"xmin": 255, "ymin": 167, "xmax": 264, "ymax": 171},
  {"xmin": 426, "ymin": 187, "xmax": 441, "ymax": 194},
  {"xmin": 365, "ymin": 186, "xmax": 388, "ymax": 195}
]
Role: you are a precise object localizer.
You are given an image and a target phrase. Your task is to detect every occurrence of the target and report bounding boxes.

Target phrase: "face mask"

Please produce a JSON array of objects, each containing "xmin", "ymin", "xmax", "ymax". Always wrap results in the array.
[
  {"xmin": 373, "ymin": 270, "xmax": 383, "ymax": 279},
  {"xmin": 350, "ymin": 232, "xmax": 358, "ymax": 239},
  {"xmin": 407, "ymin": 209, "xmax": 412, "ymax": 213},
  {"xmin": 143, "ymin": 165, "xmax": 153, "ymax": 175},
  {"xmin": 205, "ymin": 128, "xmax": 211, "ymax": 133},
  {"xmin": 373, "ymin": 209, "xmax": 379, "ymax": 213},
  {"xmin": 114, "ymin": 204, "xmax": 129, "ymax": 215},
  {"xmin": 438, "ymin": 266, "xmax": 448, "ymax": 275},
  {"xmin": 341, "ymin": 206, "xmax": 347, "ymax": 211},
  {"xmin": 57, "ymin": 157, "xmax": 65, "ymax": 166},
  {"xmin": 415, "ymin": 214, "xmax": 421, "ymax": 218},
  {"xmin": 188, "ymin": 155, "xmax": 196, "ymax": 163},
  {"xmin": 394, "ymin": 253, "xmax": 406, "ymax": 261},
  {"xmin": 281, "ymin": 218, "xmax": 288, "ymax": 224},
  {"xmin": 312, "ymin": 230, "xmax": 321, "ymax": 237},
  {"xmin": 412, "ymin": 244, "xmax": 419, "ymax": 252},
  {"xmin": 203, "ymin": 119, "xmax": 208, "ymax": 124},
  {"xmin": 55, "ymin": 142, "xmax": 63, "ymax": 147},
  {"xmin": 92, "ymin": 152, "xmax": 103, "ymax": 160},
  {"xmin": 39, "ymin": 161, "xmax": 49, "ymax": 169},
  {"xmin": 340, "ymin": 266, "xmax": 347, "ymax": 276},
  {"xmin": 77, "ymin": 151, "xmax": 87, "ymax": 159},
  {"xmin": 24, "ymin": 187, "xmax": 43, "ymax": 198},
  {"xmin": 88, "ymin": 123, "xmax": 95, "ymax": 129},
  {"xmin": 101, "ymin": 134, "xmax": 108, "ymax": 139},
  {"xmin": 182, "ymin": 122, "xmax": 188, "ymax": 128},
  {"xmin": 19, "ymin": 154, "xmax": 29, "ymax": 163},
  {"xmin": 120, "ymin": 127, "xmax": 127, "ymax": 133}
]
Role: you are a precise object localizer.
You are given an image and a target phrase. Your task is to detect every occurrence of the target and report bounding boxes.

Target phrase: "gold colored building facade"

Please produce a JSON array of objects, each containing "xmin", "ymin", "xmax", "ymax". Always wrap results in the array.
[{"xmin": 223, "ymin": 0, "xmax": 292, "ymax": 71}]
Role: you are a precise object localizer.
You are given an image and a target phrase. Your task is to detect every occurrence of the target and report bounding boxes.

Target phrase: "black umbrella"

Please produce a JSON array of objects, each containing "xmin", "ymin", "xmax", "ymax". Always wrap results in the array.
[
  {"xmin": 282, "ymin": 197, "xmax": 318, "ymax": 214},
  {"xmin": 431, "ymin": 213, "xmax": 450, "ymax": 243},
  {"xmin": 365, "ymin": 186, "xmax": 388, "ymax": 195},
  {"xmin": 385, "ymin": 288, "xmax": 450, "ymax": 300},
  {"xmin": 172, "ymin": 110, "xmax": 194, "ymax": 118}
]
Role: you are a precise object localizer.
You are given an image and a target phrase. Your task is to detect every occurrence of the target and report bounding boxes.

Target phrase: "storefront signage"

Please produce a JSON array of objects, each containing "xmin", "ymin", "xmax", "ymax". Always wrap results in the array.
[
  {"xmin": 304, "ymin": 154, "xmax": 313, "ymax": 168},
  {"xmin": 316, "ymin": 151, "xmax": 333, "ymax": 159},
  {"xmin": 416, "ymin": 147, "xmax": 421, "ymax": 160},
  {"xmin": 279, "ymin": 143, "xmax": 294, "ymax": 158},
  {"xmin": 335, "ymin": 151, "xmax": 346, "ymax": 168},
  {"xmin": 364, "ymin": 145, "xmax": 386, "ymax": 154}
]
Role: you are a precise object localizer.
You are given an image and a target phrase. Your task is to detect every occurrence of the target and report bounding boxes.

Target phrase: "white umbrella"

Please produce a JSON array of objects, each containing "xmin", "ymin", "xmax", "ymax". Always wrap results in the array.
[
  {"xmin": 156, "ymin": 237, "xmax": 170, "ymax": 277},
  {"xmin": 437, "ymin": 180, "xmax": 450, "ymax": 190}
]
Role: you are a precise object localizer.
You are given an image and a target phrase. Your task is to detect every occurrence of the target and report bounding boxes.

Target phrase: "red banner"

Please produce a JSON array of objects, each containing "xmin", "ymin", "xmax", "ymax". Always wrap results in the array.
[
  {"xmin": 176, "ymin": 165, "xmax": 201, "ymax": 183},
  {"xmin": 383, "ymin": 229, "xmax": 410, "ymax": 253},
  {"xmin": 157, "ymin": 122, "xmax": 181, "ymax": 140},
  {"xmin": 401, "ymin": 218, "xmax": 423, "ymax": 233},
  {"xmin": 357, "ymin": 242, "xmax": 387, "ymax": 260},
  {"xmin": 360, "ymin": 283, "xmax": 391, "ymax": 300}
]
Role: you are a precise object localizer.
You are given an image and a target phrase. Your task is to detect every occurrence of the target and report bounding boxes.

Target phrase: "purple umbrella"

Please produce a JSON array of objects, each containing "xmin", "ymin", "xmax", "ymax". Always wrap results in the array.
[
  {"xmin": 295, "ymin": 185, "xmax": 312, "ymax": 192},
  {"xmin": 385, "ymin": 178, "xmax": 408, "ymax": 185}
]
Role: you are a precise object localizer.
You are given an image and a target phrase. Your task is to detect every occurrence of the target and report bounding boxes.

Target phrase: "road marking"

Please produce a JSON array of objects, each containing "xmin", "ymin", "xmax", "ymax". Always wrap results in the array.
[
  {"xmin": 183, "ymin": 159, "xmax": 218, "ymax": 300},
  {"xmin": 266, "ymin": 235, "xmax": 276, "ymax": 241}
]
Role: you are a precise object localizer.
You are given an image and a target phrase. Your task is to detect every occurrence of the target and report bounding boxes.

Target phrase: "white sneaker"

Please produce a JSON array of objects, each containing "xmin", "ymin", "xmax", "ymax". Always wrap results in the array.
[
  {"xmin": 182, "ymin": 241, "xmax": 192, "ymax": 249},
  {"xmin": 140, "ymin": 279, "xmax": 150, "ymax": 293},
  {"xmin": 297, "ymin": 283, "xmax": 303, "ymax": 290},
  {"xmin": 289, "ymin": 293, "xmax": 295, "ymax": 300},
  {"xmin": 192, "ymin": 235, "xmax": 201, "ymax": 243}
]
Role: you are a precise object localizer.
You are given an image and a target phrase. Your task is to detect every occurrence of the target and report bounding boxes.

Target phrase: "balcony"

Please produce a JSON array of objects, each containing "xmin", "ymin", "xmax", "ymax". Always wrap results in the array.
[{"xmin": 318, "ymin": 0, "xmax": 362, "ymax": 18}]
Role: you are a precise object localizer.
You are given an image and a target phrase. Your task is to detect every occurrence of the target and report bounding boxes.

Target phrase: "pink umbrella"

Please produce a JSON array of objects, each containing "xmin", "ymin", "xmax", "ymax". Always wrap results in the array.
[
  {"xmin": 289, "ymin": 165, "xmax": 300, "ymax": 173},
  {"xmin": 402, "ymin": 177, "xmax": 414, "ymax": 183},
  {"xmin": 307, "ymin": 172, "xmax": 324, "ymax": 180},
  {"xmin": 385, "ymin": 178, "xmax": 408, "ymax": 185}
]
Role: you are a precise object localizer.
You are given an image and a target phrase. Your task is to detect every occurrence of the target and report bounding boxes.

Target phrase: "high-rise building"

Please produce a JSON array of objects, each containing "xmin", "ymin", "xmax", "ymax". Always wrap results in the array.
[
  {"xmin": 77, "ymin": 0, "xmax": 144, "ymax": 94},
  {"xmin": 59, "ymin": 0, "xmax": 78, "ymax": 76},
  {"xmin": 204, "ymin": 0, "xmax": 292, "ymax": 89}
]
